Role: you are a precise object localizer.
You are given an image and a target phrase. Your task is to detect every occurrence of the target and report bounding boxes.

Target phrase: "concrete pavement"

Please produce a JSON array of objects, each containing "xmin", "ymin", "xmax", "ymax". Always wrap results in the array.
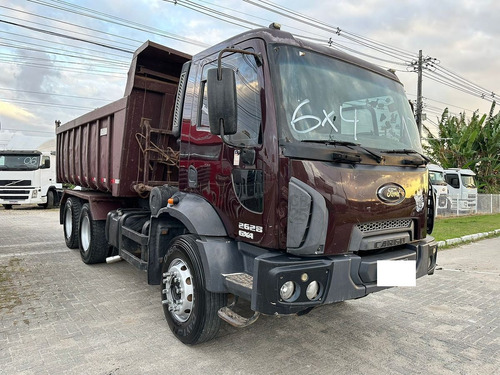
[{"xmin": 0, "ymin": 206, "xmax": 499, "ymax": 374}]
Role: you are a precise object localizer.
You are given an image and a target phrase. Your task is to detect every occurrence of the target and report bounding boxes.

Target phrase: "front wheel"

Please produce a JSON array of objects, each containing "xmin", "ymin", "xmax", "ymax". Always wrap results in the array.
[
  {"xmin": 3, "ymin": 204, "xmax": 13, "ymax": 210},
  {"xmin": 161, "ymin": 235, "xmax": 226, "ymax": 345},
  {"xmin": 79, "ymin": 203, "xmax": 108, "ymax": 264},
  {"xmin": 46, "ymin": 190, "xmax": 55, "ymax": 209}
]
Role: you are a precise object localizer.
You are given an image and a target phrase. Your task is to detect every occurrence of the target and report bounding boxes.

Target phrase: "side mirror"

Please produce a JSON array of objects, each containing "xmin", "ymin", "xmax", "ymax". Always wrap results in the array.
[
  {"xmin": 207, "ymin": 67, "xmax": 237, "ymax": 136},
  {"xmin": 43, "ymin": 159, "xmax": 50, "ymax": 169}
]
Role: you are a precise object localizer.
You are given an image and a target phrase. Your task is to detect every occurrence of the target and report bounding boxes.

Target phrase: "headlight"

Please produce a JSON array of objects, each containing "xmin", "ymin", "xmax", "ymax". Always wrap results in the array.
[
  {"xmin": 32, "ymin": 190, "xmax": 37, "ymax": 198},
  {"xmin": 280, "ymin": 281, "xmax": 296, "ymax": 301},
  {"xmin": 306, "ymin": 281, "xmax": 320, "ymax": 300}
]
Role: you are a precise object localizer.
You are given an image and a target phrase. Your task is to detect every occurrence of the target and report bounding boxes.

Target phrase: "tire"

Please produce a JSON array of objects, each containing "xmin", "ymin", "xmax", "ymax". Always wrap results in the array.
[
  {"xmin": 3, "ymin": 204, "xmax": 13, "ymax": 210},
  {"xmin": 79, "ymin": 203, "xmax": 108, "ymax": 264},
  {"xmin": 161, "ymin": 235, "xmax": 227, "ymax": 345},
  {"xmin": 63, "ymin": 198, "xmax": 82, "ymax": 249},
  {"xmin": 46, "ymin": 190, "xmax": 55, "ymax": 209}
]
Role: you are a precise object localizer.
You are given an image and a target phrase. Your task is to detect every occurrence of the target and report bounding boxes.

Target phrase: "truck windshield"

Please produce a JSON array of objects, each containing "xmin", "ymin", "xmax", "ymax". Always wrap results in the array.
[
  {"xmin": 0, "ymin": 154, "xmax": 40, "ymax": 171},
  {"xmin": 429, "ymin": 171, "xmax": 446, "ymax": 185},
  {"xmin": 272, "ymin": 45, "xmax": 422, "ymax": 152},
  {"xmin": 461, "ymin": 175, "xmax": 476, "ymax": 188}
]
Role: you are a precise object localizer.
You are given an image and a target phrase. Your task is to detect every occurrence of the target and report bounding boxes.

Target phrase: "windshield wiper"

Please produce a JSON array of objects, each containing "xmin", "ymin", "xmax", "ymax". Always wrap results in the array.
[
  {"xmin": 301, "ymin": 140, "xmax": 358, "ymax": 147},
  {"xmin": 355, "ymin": 145, "xmax": 384, "ymax": 163},
  {"xmin": 301, "ymin": 140, "xmax": 383, "ymax": 163},
  {"xmin": 383, "ymin": 149, "xmax": 430, "ymax": 165}
]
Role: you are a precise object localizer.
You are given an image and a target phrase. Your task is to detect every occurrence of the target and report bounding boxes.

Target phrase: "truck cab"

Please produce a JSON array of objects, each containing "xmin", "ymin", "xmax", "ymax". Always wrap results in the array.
[
  {"xmin": 428, "ymin": 163, "xmax": 449, "ymax": 213},
  {"xmin": 444, "ymin": 168, "xmax": 477, "ymax": 213},
  {"xmin": 0, "ymin": 150, "xmax": 60, "ymax": 209}
]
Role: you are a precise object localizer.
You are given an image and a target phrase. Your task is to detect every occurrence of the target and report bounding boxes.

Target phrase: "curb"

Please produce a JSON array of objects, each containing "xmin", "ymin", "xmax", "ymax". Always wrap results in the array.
[{"xmin": 437, "ymin": 228, "xmax": 500, "ymax": 248}]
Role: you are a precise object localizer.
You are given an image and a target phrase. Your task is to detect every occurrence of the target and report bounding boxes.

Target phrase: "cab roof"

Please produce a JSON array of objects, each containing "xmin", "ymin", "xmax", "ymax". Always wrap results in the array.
[{"xmin": 194, "ymin": 26, "xmax": 401, "ymax": 84}]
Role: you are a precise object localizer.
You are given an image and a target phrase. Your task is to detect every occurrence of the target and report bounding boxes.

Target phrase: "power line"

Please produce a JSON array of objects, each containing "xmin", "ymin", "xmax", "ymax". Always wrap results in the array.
[
  {"xmin": 241, "ymin": 0, "xmax": 497, "ymax": 107},
  {"xmin": 0, "ymin": 6, "xmax": 143, "ymax": 48},
  {"xmin": 0, "ymin": 43, "xmax": 129, "ymax": 68},
  {"xmin": 0, "ymin": 97, "xmax": 96, "ymax": 110},
  {"xmin": 0, "ymin": 127, "xmax": 55, "ymax": 135},
  {"xmin": 0, "ymin": 30, "xmax": 131, "ymax": 61},
  {"xmin": 28, "ymin": 0, "xmax": 209, "ymax": 48},
  {"xmin": 407, "ymin": 93, "xmax": 475, "ymax": 113},
  {"xmin": 0, "ymin": 87, "xmax": 111, "ymax": 102},
  {"xmin": 164, "ymin": 0, "xmax": 257, "ymax": 30},
  {"xmin": 0, "ymin": 59, "xmax": 126, "ymax": 77},
  {"xmin": 0, "ymin": 19, "xmax": 134, "ymax": 54}
]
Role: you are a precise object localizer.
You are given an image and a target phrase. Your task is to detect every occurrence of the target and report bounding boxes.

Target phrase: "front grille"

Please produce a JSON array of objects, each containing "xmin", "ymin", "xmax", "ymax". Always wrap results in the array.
[
  {"xmin": 0, "ymin": 190, "xmax": 29, "ymax": 195},
  {"xmin": 0, "ymin": 180, "xmax": 31, "ymax": 186},
  {"xmin": 356, "ymin": 219, "xmax": 412, "ymax": 233},
  {"xmin": 0, "ymin": 195, "xmax": 28, "ymax": 200}
]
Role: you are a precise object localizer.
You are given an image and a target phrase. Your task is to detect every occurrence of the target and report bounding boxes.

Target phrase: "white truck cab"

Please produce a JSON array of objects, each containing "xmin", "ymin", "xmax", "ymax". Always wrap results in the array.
[
  {"xmin": 0, "ymin": 150, "xmax": 61, "ymax": 209},
  {"xmin": 444, "ymin": 168, "xmax": 477, "ymax": 214},
  {"xmin": 428, "ymin": 164, "xmax": 450, "ymax": 213}
]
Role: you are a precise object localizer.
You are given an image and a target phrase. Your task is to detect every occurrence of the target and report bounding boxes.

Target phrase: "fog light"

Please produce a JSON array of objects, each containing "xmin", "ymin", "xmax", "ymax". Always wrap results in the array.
[
  {"xmin": 306, "ymin": 281, "xmax": 319, "ymax": 300},
  {"xmin": 280, "ymin": 281, "xmax": 295, "ymax": 301}
]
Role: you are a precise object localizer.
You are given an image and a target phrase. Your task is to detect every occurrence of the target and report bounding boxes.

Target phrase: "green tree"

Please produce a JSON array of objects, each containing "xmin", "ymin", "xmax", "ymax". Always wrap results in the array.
[{"xmin": 423, "ymin": 102, "xmax": 500, "ymax": 193}]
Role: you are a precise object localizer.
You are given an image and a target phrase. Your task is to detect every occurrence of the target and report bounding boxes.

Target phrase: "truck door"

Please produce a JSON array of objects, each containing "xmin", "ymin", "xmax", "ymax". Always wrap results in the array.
[
  {"xmin": 39, "ymin": 155, "xmax": 52, "ymax": 194},
  {"xmin": 183, "ymin": 40, "xmax": 278, "ymax": 248},
  {"xmin": 445, "ymin": 172, "xmax": 460, "ymax": 209}
]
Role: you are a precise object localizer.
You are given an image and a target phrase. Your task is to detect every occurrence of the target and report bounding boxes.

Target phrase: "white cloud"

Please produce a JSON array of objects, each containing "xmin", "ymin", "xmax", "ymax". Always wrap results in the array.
[{"xmin": 0, "ymin": 101, "xmax": 37, "ymax": 123}]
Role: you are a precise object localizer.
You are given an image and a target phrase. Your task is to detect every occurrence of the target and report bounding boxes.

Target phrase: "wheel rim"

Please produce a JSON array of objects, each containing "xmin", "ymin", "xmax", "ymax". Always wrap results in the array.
[
  {"xmin": 64, "ymin": 206, "xmax": 73, "ymax": 239},
  {"xmin": 162, "ymin": 258, "xmax": 194, "ymax": 323},
  {"xmin": 80, "ymin": 215, "xmax": 91, "ymax": 252}
]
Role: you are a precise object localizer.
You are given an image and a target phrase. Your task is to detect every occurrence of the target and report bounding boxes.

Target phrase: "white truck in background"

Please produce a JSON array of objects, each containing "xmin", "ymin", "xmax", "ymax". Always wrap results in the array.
[
  {"xmin": 444, "ymin": 168, "xmax": 477, "ymax": 214},
  {"xmin": 428, "ymin": 164, "xmax": 450, "ymax": 213},
  {"xmin": 0, "ymin": 150, "xmax": 61, "ymax": 209}
]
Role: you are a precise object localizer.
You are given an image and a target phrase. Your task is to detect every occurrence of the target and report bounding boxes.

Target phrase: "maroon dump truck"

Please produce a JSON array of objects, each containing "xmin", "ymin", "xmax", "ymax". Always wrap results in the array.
[{"xmin": 56, "ymin": 25, "xmax": 437, "ymax": 344}]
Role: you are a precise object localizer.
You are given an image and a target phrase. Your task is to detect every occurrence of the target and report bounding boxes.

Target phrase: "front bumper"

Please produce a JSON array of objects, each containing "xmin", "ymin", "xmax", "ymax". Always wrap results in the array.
[
  {"xmin": 0, "ymin": 189, "xmax": 45, "ymax": 205},
  {"xmin": 252, "ymin": 237, "xmax": 437, "ymax": 315}
]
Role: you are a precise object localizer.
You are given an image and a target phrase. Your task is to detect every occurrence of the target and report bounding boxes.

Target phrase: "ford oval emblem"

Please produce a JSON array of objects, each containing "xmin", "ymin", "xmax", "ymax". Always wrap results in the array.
[{"xmin": 377, "ymin": 184, "xmax": 406, "ymax": 204}]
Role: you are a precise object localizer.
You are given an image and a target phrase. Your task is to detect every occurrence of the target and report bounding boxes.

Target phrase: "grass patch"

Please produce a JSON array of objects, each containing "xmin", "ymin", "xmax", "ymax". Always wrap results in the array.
[{"xmin": 432, "ymin": 213, "xmax": 500, "ymax": 242}]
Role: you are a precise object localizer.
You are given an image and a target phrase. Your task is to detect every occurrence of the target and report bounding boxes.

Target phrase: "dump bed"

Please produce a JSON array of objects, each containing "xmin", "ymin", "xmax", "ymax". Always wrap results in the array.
[{"xmin": 56, "ymin": 41, "xmax": 191, "ymax": 197}]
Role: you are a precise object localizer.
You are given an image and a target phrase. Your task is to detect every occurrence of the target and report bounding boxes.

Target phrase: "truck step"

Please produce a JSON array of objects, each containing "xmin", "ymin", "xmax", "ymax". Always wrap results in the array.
[
  {"xmin": 223, "ymin": 272, "xmax": 253, "ymax": 301},
  {"xmin": 218, "ymin": 306, "xmax": 260, "ymax": 328},
  {"xmin": 217, "ymin": 297, "xmax": 260, "ymax": 328},
  {"xmin": 119, "ymin": 248, "xmax": 147, "ymax": 270}
]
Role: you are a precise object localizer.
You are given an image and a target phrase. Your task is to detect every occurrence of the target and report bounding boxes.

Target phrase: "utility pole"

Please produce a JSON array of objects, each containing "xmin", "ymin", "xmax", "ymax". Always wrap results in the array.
[
  {"xmin": 416, "ymin": 49, "xmax": 423, "ymax": 137},
  {"xmin": 409, "ymin": 51, "xmax": 438, "ymax": 138}
]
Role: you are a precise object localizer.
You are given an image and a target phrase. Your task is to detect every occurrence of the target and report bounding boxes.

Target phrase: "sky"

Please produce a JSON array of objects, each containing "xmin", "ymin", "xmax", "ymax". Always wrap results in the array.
[{"xmin": 0, "ymin": 0, "xmax": 499, "ymax": 149}]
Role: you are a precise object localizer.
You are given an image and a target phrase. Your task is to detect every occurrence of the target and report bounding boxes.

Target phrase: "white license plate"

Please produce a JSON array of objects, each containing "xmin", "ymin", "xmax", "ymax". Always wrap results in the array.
[{"xmin": 377, "ymin": 260, "xmax": 416, "ymax": 287}]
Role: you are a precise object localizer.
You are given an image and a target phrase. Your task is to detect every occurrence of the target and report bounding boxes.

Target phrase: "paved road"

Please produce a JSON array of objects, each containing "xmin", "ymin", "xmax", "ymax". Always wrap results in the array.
[{"xmin": 0, "ymin": 206, "xmax": 499, "ymax": 374}]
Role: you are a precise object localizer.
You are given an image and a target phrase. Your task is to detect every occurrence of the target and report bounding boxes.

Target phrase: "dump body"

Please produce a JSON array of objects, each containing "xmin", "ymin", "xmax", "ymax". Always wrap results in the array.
[{"xmin": 56, "ymin": 41, "xmax": 190, "ymax": 197}]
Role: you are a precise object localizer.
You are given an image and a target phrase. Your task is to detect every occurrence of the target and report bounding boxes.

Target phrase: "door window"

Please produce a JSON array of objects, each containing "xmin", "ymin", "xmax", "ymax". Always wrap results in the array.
[
  {"xmin": 445, "ymin": 174, "xmax": 460, "ymax": 189},
  {"xmin": 200, "ymin": 51, "xmax": 262, "ymax": 147}
]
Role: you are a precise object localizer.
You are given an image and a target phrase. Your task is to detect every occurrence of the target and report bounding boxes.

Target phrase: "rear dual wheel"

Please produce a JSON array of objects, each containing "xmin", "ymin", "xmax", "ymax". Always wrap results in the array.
[
  {"xmin": 63, "ymin": 197, "xmax": 81, "ymax": 249},
  {"xmin": 79, "ymin": 203, "xmax": 108, "ymax": 264}
]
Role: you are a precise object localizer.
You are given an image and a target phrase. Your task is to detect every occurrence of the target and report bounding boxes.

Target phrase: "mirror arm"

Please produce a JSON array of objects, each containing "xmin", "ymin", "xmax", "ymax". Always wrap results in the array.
[{"xmin": 217, "ymin": 48, "xmax": 263, "ymax": 79}]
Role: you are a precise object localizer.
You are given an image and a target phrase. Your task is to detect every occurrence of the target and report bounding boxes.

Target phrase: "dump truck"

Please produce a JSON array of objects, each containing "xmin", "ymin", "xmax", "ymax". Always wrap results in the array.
[
  {"xmin": 56, "ymin": 25, "xmax": 437, "ymax": 344},
  {"xmin": 0, "ymin": 149, "xmax": 60, "ymax": 209}
]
